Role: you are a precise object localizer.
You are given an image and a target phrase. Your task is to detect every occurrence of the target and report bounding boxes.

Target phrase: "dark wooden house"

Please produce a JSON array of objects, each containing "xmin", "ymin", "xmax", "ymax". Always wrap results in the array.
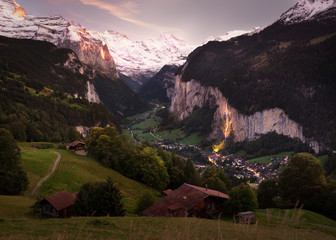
[
  {"xmin": 67, "ymin": 141, "xmax": 85, "ymax": 151},
  {"xmin": 40, "ymin": 190, "xmax": 76, "ymax": 218},
  {"xmin": 143, "ymin": 183, "xmax": 229, "ymax": 218}
]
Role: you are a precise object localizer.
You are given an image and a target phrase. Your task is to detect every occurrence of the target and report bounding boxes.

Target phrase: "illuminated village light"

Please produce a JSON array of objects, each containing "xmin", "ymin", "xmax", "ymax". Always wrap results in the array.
[{"xmin": 213, "ymin": 140, "xmax": 225, "ymax": 152}]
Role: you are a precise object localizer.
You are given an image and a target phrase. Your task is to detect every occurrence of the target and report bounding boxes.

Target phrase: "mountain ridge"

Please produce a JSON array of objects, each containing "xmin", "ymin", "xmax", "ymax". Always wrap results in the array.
[
  {"xmin": 168, "ymin": 0, "xmax": 336, "ymax": 151},
  {"xmin": 0, "ymin": 0, "xmax": 149, "ymax": 117}
]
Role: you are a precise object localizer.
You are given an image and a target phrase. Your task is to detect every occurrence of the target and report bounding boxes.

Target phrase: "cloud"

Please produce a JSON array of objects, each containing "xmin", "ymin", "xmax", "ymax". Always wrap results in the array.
[
  {"xmin": 79, "ymin": 0, "xmax": 177, "ymax": 33},
  {"xmin": 48, "ymin": 0, "xmax": 77, "ymax": 4}
]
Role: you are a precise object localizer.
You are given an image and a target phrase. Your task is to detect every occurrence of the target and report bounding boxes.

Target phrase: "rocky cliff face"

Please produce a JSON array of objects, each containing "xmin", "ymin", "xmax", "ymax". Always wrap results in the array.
[{"xmin": 170, "ymin": 75, "xmax": 322, "ymax": 153}]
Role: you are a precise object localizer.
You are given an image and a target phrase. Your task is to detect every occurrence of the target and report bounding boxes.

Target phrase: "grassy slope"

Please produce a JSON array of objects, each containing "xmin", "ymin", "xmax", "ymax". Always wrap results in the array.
[
  {"xmin": 0, "ymin": 145, "xmax": 158, "ymax": 216},
  {"xmin": 37, "ymin": 149, "xmax": 159, "ymax": 212},
  {"xmin": 20, "ymin": 149, "xmax": 56, "ymax": 193},
  {"xmin": 0, "ymin": 209, "xmax": 335, "ymax": 240}
]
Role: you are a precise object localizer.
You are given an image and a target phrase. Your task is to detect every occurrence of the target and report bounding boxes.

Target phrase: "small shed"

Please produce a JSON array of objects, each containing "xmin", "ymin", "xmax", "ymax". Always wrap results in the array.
[
  {"xmin": 40, "ymin": 190, "xmax": 76, "ymax": 218},
  {"xmin": 237, "ymin": 211, "xmax": 256, "ymax": 224},
  {"xmin": 67, "ymin": 141, "xmax": 85, "ymax": 151}
]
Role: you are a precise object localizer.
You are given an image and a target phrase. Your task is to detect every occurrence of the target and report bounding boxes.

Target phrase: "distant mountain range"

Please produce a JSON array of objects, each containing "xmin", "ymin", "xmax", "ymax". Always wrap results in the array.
[{"xmin": 0, "ymin": 0, "xmax": 259, "ymax": 92}]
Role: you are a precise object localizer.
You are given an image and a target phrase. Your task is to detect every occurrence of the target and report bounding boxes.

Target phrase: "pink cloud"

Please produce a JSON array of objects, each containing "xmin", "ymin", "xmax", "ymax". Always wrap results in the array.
[
  {"xmin": 79, "ymin": 0, "xmax": 178, "ymax": 33},
  {"xmin": 48, "ymin": 0, "xmax": 77, "ymax": 4}
]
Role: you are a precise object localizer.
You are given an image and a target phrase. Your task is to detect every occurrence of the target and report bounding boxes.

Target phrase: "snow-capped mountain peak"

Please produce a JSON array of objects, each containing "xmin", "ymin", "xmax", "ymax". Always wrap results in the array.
[
  {"xmin": 202, "ymin": 27, "xmax": 263, "ymax": 45},
  {"xmin": 0, "ymin": 0, "xmax": 25, "ymax": 19},
  {"xmin": 90, "ymin": 30, "xmax": 196, "ymax": 85},
  {"xmin": 279, "ymin": 0, "xmax": 336, "ymax": 23}
]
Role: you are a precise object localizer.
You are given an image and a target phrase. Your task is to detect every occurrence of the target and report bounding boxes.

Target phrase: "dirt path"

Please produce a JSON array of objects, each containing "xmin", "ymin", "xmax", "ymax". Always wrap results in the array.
[{"xmin": 31, "ymin": 151, "xmax": 61, "ymax": 196}]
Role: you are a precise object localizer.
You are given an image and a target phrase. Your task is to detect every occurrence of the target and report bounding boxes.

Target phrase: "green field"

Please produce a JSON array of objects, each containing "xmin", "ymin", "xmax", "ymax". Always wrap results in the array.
[
  {"xmin": 0, "ymin": 209, "xmax": 335, "ymax": 239},
  {"xmin": 2, "ymin": 146, "xmax": 159, "ymax": 215},
  {"xmin": 0, "ymin": 196, "xmax": 34, "ymax": 218},
  {"xmin": 20, "ymin": 149, "xmax": 56, "ymax": 193},
  {"xmin": 248, "ymin": 152, "xmax": 294, "ymax": 164},
  {"xmin": 124, "ymin": 107, "xmax": 205, "ymax": 146}
]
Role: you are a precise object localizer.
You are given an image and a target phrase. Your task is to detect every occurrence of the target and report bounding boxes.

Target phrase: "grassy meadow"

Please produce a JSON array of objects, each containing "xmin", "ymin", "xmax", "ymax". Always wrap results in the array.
[
  {"xmin": 20, "ymin": 149, "xmax": 56, "ymax": 193},
  {"xmin": 0, "ymin": 209, "xmax": 336, "ymax": 240}
]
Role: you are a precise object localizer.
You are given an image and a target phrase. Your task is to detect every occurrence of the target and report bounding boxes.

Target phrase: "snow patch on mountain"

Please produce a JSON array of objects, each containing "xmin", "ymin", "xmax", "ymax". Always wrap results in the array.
[
  {"xmin": 90, "ymin": 31, "xmax": 196, "ymax": 82},
  {"xmin": 279, "ymin": 0, "xmax": 336, "ymax": 23},
  {"xmin": 202, "ymin": 27, "xmax": 263, "ymax": 45}
]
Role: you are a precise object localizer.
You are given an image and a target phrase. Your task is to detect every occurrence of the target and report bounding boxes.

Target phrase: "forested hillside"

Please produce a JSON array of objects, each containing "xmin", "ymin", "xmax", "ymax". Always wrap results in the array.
[{"xmin": 0, "ymin": 36, "xmax": 116, "ymax": 142}]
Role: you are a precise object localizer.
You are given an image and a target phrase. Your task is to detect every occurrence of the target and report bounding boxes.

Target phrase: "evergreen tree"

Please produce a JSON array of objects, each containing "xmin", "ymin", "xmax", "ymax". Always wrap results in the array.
[{"xmin": 0, "ymin": 128, "xmax": 28, "ymax": 194}]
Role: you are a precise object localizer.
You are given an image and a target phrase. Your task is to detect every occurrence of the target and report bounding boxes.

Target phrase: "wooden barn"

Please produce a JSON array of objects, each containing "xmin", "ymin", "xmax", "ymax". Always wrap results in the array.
[
  {"xmin": 67, "ymin": 141, "xmax": 85, "ymax": 151},
  {"xmin": 143, "ymin": 183, "xmax": 229, "ymax": 218},
  {"xmin": 40, "ymin": 190, "xmax": 77, "ymax": 218}
]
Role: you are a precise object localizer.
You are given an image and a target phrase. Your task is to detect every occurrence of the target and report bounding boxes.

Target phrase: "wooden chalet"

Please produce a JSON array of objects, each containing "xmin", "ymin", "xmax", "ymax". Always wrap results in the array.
[
  {"xmin": 143, "ymin": 183, "xmax": 229, "ymax": 218},
  {"xmin": 40, "ymin": 190, "xmax": 77, "ymax": 218},
  {"xmin": 67, "ymin": 141, "xmax": 85, "ymax": 151}
]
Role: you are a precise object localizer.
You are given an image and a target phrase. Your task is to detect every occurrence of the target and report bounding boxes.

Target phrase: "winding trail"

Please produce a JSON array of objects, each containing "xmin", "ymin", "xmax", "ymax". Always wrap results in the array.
[{"xmin": 31, "ymin": 151, "xmax": 61, "ymax": 196}]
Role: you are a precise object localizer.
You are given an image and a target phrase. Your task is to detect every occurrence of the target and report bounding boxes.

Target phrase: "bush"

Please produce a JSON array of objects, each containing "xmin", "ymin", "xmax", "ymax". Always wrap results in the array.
[
  {"xmin": 73, "ymin": 177, "xmax": 125, "ymax": 217},
  {"xmin": 227, "ymin": 184, "xmax": 258, "ymax": 214},
  {"xmin": 135, "ymin": 191, "xmax": 156, "ymax": 215}
]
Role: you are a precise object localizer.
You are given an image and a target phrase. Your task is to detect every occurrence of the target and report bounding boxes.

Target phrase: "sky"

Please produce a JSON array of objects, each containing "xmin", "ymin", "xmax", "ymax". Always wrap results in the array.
[{"xmin": 19, "ymin": 0, "xmax": 298, "ymax": 45}]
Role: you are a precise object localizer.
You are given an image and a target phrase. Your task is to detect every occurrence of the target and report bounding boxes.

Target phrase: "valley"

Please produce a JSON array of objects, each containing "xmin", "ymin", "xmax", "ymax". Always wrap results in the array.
[
  {"xmin": 1, "ymin": 0, "xmax": 336, "ymax": 239},
  {"xmin": 122, "ymin": 104, "xmax": 204, "ymax": 146}
]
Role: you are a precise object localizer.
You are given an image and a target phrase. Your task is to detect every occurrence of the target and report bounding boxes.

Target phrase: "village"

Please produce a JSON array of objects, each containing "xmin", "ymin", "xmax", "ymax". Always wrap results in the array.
[
  {"xmin": 206, "ymin": 152, "xmax": 289, "ymax": 183},
  {"xmin": 155, "ymin": 140, "xmax": 290, "ymax": 184}
]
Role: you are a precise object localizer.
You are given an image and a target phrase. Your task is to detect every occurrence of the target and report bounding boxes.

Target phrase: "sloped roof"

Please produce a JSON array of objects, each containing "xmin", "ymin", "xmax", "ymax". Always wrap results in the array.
[
  {"xmin": 162, "ymin": 189, "xmax": 173, "ymax": 195},
  {"xmin": 143, "ymin": 183, "xmax": 229, "ymax": 217},
  {"xmin": 186, "ymin": 184, "xmax": 230, "ymax": 199},
  {"xmin": 67, "ymin": 141, "xmax": 85, "ymax": 148},
  {"xmin": 43, "ymin": 190, "xmax": 76, "ymax": 211}
]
